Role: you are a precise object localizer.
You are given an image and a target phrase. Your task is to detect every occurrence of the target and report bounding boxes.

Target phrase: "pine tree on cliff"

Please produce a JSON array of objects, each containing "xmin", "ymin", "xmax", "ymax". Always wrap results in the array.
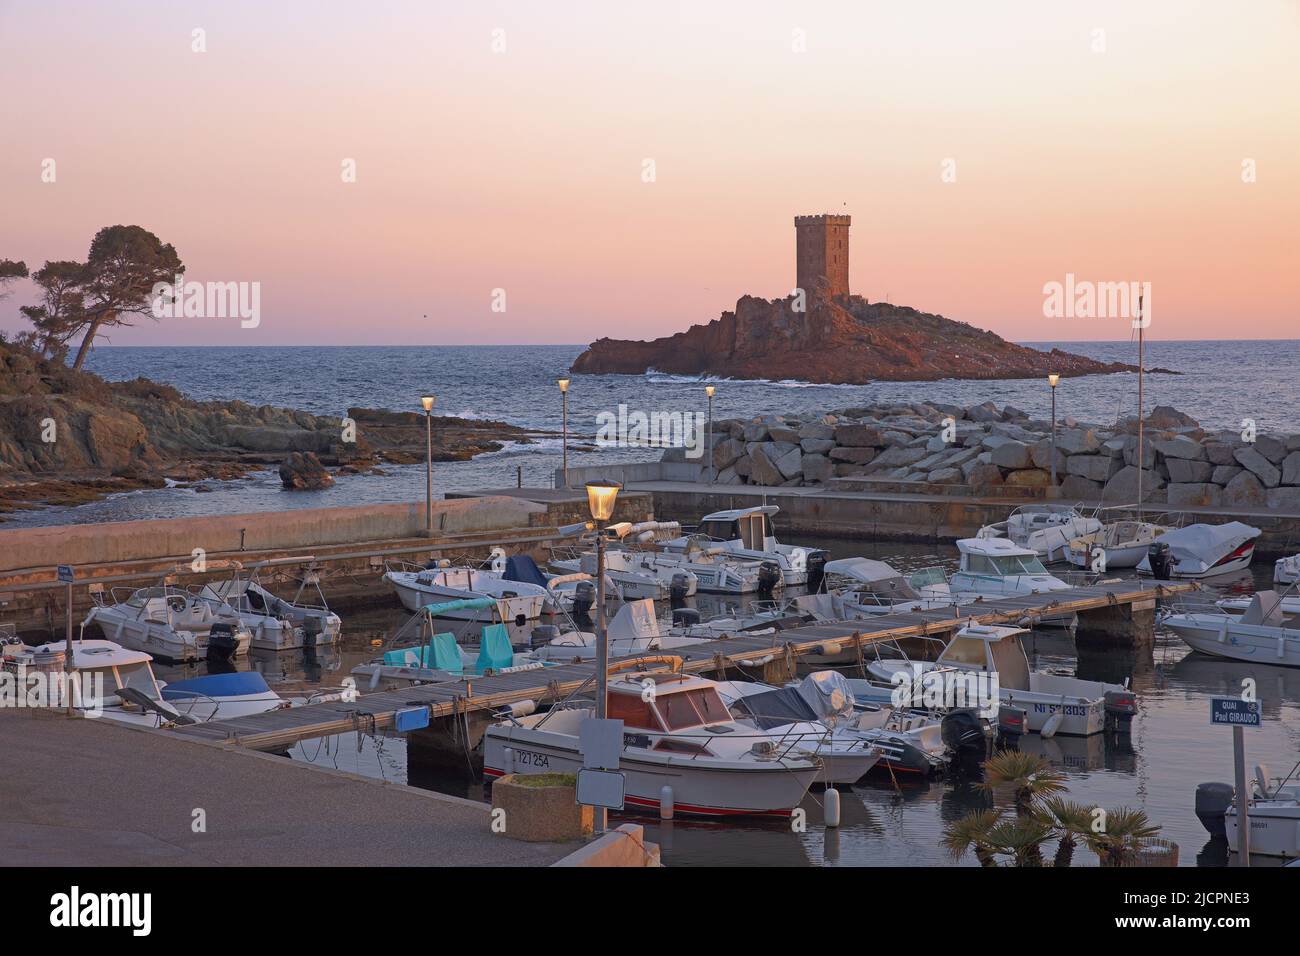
[
  {"xmin": 17, "ymin": 226, "xmax": 183, "ymax": 371},
  {"xmin": 0, "ymin": 259, "xmax": 27, "ymax": 298}
]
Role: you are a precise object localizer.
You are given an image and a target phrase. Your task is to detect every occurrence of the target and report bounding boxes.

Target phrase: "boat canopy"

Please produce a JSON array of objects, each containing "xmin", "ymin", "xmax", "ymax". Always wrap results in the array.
[
  {"xmin": 824, "ymin": 557, "xmax": 906, "ymax": 585},
  {"xmin": 162, "ymin": 671, "xmax": 272, "ymax": 700},
  {"xmin": 421, "ymin": 597, "xmax": 499, "ymax": 615},
  {"xmin": 1160, "ymin": 522, "xmax": 1260, "ymax": 561},
  {"xmin": 503, "ymin": 555, "xmax": 548, "ymax": 588},
  {"xmin": 700, "ymin": 505, "xmax": 780, "ymax": 522}
]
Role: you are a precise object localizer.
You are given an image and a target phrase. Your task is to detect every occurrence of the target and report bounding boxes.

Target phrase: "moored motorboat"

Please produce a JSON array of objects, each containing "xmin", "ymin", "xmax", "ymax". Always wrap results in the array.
[
  {"xmin": 1065, "ymin": 517, "xmax": 1170, "ymax": 571},
  {"xmin": 199, "ymin": 561, "xmax": 341, "ymax": 651},
  {"xmin": 1137, "ymin": 521, "xmax": 1260, "ymax": 579},
  {"xmin": 949, "ymin": 538, "xmax": 1078, "ymax": 626},
  {"xmin": 482, "ymin": 668, "xmax": 822, "ymax": 817},
  {"xmin": 83, "ymin": 583, "xmax": 252, "ymax": 663},
  {"xmin": 662, "ymin": 505, "xmax": 826, "ymax": 587},
  {"xmin": 866, "ymin": 622, "xmax": 1137, "ymax": 736},
  {"xmin": 383, "ymin": 557, "xmax": 548, "ymax": 622},
  {"xmin": 530, "ymin": 598, "xmax": 711, "ymax": 663},
  {"xmin": 1160, "ymin": 590, "xmax": 1300, "ymax": 668},
  {"xmin": 1275, "ymin": 554, "xmax": 1300, "ymax": 586},
  {"xmin": 1224, "ymin": 765, "xmax": 1300, "ymax": 858},
  {"xmin": 977, "ymin": 504, "xmax": 1102, "ymax": 563}
]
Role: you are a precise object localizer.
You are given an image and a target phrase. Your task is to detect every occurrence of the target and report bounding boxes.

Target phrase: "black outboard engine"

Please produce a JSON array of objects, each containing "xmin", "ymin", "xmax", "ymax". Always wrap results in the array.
[
  {"xmin": 1104, "ymin": 688, "xmax": 1138, "ymax": 732},
  {"xmin": 671, "ymin": 607, "xmax": 701, "ymax": 629},
  {"xmin": 941, "ymin": 707, "xmax": 991, "ymax": 765},
  {"xmin": 205, "ymin": 622, "xmax": 239, "ymax": 665},
  {"xmin": 805, "ymin": 552, "xmax": 827, "ymax": 591},
  {"xmin": 996, "ymin": 704, "xmax": 1027, "ymax": 747},
  {"xmin": 571, "ymin": 580, "xmax": 596, "ymax": 623},
  {"xmin": 530, "ymin": 624, "xmax": 561, "ymax": 651},
  {"xmin": 1147, "ymin": 541, "xmax": 1173, "ymax": 580},
  {"xmin": 668, "ymin": 573, "xmax": 692, "ymax": 607},
  {"xmin": 757, "ymin": 561, "xmax": 782, "ymax": 595},
  {"xmin": 1194, "ymin": 782, "xmax": 1235, "ymax": 837},
  {"xmin": 301, "ymin": 616, "xmax": 322, "ymax": 648}
]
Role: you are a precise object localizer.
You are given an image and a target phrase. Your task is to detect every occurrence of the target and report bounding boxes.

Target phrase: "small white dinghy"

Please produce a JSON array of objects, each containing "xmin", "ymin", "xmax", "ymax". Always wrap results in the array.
[
  {"xmin": 866, "ymin": 623, "xmax": 1137, "ymax": 736},
  {"xmin": 1161, "ymin": 590, "xmax": 1300, "ymax": 668}
]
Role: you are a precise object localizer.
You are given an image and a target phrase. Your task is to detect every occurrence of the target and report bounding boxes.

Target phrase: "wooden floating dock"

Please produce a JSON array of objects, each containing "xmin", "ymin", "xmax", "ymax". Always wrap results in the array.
[{"xmin": 170, "ymin": 580, "xmax": 1192, "ymax": 753}]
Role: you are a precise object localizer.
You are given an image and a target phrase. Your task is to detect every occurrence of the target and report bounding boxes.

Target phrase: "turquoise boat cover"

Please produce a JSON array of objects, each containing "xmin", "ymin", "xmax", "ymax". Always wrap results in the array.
[
  {"xmin": 474, "ymin": 623, "xmax": 514, "ymax": 672},
  {"xmin": 421, "ymin": 597, "xmax": 497, "ymax": 615},
  {"xmin": 383, "ymin": 632, "xmax": 463, "ymax": 672}
]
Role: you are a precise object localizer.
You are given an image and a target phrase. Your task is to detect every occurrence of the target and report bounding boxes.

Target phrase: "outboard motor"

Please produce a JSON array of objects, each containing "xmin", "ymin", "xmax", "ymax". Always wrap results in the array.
[
  {"xmin": 941, "ymin": 707, "xmax": 991, "ymax": 766},
  {"xmin": 1147, "ymin": 541, "xmax": 1173, "ymax": 580},
  {"xmin": 301, "ymin": 616, "xmax": 322, "ymax": 648},
  {"xmin": 668, "ymin": 573, "xmax": 692, "ymax": 607},
  {"xmin": 1104, "ymin": 688, "xmax": 1138, "ymax": 732},
  {"xmin": 530, "ymin": 624, "xmax": 561, "ymax": 651},
  {"xmin": 671, "ymin": 607, "xmax": 701, "ymax": 629},
  {"xmin": 996, "ymin": 704, "xmax": 1028, "ymax": 747},
  {"xmin": 1194, "ymin": 782, "xmax": 1235, "ymax": 836},
  {"xmin": 757, "ymin": 561, "xmax": 782, "ymax": 595},
  {"xmin": 205, "ymin": 623, "xmax": 239, "ymax": 665},
  {"xmin": 805, "ymin": 552, "xmax": 827, "ymax": 592},
  {"xmin": 571, "ymin": 580, "xmax": 596, "ymax": 623}
]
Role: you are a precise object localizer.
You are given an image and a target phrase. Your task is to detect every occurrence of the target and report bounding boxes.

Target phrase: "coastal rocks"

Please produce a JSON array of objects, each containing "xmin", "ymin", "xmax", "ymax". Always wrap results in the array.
[
  {"xmin": 833, "ymin": 424, "xmax": 885, "ymax": 447},
  {"xmin": 1165, "ymin": 458, "xmax": 1213, "ymax": 484},
  {"xmin": 1222, "ymin": 471, "xmax": 1267, "ymax": 507},
  {"xmin": 1059, "ymin": 475, "xmax": 1102, "ymax": 499},
  {"xmin": 1168, "ymin": 483, "xmax": 1221, "ymax": 507},
  {"xmin": 1065, "ymin": 454, "xmax": 1120, "ymax": 483},
  {"xmin": 1103, "ymin": 466, "xmax": 1165, "ymax": 503},
  {"xmin": 279, "ymin": 452, "xmax": 335, "ymax": 490},
  {"xmin": 1056, "ymin": 428, "xmax": 1101, "ymax": 456},
  {"xmin": 1233, "ymin": 447, "xmax": 1281, "ymax": 488},
  {"xmin": 989, "ymin": 440, "xmax": 1033, "ymax": 470},
  {"xmin": 748, "ymin": 446, "xmax": 784, "ymax": 485}
]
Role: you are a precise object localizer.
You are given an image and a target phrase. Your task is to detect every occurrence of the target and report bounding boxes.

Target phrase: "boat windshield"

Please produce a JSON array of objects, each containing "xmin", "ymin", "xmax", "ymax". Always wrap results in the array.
[
  {"xmin": 909, "ymin": 567, "xmax": 948, "ymax": 589},
  {"xmin": 655, "ymin": 687, "xmax": 731, "ymax": 730},
  {"xmin": 115, "ymin": 662, "xmax": 160, "ymax": 699},
  {"xmin": 967, "ymin": 554, "xmax": 1048, "ymax": 575}
]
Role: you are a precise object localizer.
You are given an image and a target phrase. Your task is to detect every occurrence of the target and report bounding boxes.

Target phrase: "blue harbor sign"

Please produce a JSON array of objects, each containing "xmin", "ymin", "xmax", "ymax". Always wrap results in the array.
[
  {"xmin": 1209, "ymin": 696, "xmax": 1261, "ymax": 729},
  {"xmin": 57, "ymin": 565, "xmax": 75, "ymax": 584}
]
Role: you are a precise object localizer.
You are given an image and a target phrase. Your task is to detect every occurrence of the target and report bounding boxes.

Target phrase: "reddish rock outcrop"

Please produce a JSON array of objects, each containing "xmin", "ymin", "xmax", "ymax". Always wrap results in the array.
[{"xmin": 571, "ymin": 295, "xmax": 1136, "ymax": 384}]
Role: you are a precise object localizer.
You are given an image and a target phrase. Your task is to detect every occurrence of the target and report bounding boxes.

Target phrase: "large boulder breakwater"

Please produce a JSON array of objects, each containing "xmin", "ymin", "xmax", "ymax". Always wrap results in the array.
[{"xmin": 672, "ymin": 401, "xmax": 1300, "ymax": 510}]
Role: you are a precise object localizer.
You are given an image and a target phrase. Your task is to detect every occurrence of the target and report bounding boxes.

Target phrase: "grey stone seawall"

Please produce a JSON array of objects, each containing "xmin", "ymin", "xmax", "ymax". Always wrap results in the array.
[{"xmin": 607, "ymin": 399, "xmax": 1300, "ymax": 511}]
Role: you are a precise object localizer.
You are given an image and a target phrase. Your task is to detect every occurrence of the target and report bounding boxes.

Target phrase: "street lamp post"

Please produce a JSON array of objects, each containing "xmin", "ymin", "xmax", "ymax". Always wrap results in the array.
[
  {"xmin": 1047, "ymin": 374, "xmax": 1060, "ymax": 486},
  {"xmin": 558, "ymin": 378, "xmax": 570, "ymax": 489},
  {"xmin": 585, "ymin": 479, "xmax": 621, "ymax": 833},
  {"xmin": 705, "ymin": 385, "xmax": 715, "ymax": 484},
  {"xmin": 421, "ymin": 395, "xmax": 436, "ymax": 532}
]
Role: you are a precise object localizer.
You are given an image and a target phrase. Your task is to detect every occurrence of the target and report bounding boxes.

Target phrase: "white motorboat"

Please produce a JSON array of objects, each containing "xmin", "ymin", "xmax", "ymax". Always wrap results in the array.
[
  {"xmin": 383, "ymin": 556, "xmax": 548, "ymax": 622},
  {"xmin": 483, "ymin": 668, "xmax": 823, "ymax": 817},
  {"xmin": 1225, "ymin": 765, "xmax": 1300, "ymax": 859},
  {"xmin": 530, "ymin": 599, "xmax": 712, "ymax": 663},
  {"xmin": 0, "ymin": 636, "xmax": 284, "ymax": 726},
  {"xmin": 821, "ymin": 557, "xmax": 959, "ymax": 616},
  {"xmin": 1160, "ymin": 590, "xmax": 1300, "ymax": 668},
  {"xmin": 1137, "ymin": 521, "xmax": 1260, "ymax": 579},
  {"xmin": 351, "ymin": 597, "xmax": 553, "ymax": 687},
  {"xmin": 1275, "ymin": 554, "xmax": 1300, "ymax": 585},
  {"xmin": 718, "ymin": 671, "xmax": 954, "ymax": 777},
  {"xmin": 1065, "ymin": 518, "xmax": 1170, "ymax": 571},
  {"xmin": 866, "ymin": 622, "xmax": 1138, "ymax": 736},
  {"xmin": 977, "ymin": 505, "xmax": 1102, "ymax": 563},
  {"xmin": 663, "ymin": 505, "xmax": 826, "ymax": 587},
  {"xmin": 83, "ymin": 584, "xmax": 252, "ymax": 663},
  {"xmin": 548, "ymin": 547, "xmax": 697, "ymax": 601},
  {"xmin": 199, "ymin": 561, "xmax": 341, "ymax": 651},
  {"xmin": 949, "ymin": 538, "xmax": 1077, "ymax": 625}
]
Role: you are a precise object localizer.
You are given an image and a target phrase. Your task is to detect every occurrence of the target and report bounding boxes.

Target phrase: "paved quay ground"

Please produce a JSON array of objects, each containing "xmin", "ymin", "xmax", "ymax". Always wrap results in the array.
[{"xmin": 0, "ymin": 710, "xmax": 572, "ymax": 866}]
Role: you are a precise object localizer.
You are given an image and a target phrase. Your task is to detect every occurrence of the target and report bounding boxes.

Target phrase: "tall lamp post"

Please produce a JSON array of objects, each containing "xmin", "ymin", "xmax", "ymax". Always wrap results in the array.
[
  {"xmin": 558, "ymin": 378, "xmax": 570, "ymax": 488},
  {"xmin": 705, "ymin": 385, "xmax": 715, "ymax": 484},
  {"xmin": 1047, "ymin": 374, "xmax": 1060, "ymax": 486},
  {"xmin": 585, "ymin": 479, "xmax": 621, "ymax": 832},
  {"xmin": 422, "ymin": 395, "xmax": 436, "ymax": 532}
]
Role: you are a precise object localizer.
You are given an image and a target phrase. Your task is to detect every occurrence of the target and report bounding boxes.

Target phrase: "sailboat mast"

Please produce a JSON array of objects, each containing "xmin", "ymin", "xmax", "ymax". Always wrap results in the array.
[{"xmin": 1136, "ymin": 290, "xmax": 1145, "ymax": 516}]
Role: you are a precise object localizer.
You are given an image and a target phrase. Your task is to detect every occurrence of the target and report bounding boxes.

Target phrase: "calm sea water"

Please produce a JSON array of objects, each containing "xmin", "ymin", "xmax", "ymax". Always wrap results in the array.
[{"xmin": 9, "ymin": 339, "xmax": 1297, "ymax": 528}]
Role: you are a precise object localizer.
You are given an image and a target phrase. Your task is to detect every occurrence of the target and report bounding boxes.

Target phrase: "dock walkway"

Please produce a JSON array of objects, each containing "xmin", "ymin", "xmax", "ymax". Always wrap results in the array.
[
  {"xmin": 171, "ymin": 581, "xmax": 1189, "ymax": 753},
  {"xmin": 0, "ymin": 709, "xmax": 572, "ymax": 866}
]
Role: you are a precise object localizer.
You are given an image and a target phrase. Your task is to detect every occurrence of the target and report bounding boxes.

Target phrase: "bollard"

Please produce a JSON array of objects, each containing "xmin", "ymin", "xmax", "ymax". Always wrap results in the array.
[
  {"xmin": 659, "ymin": 785, "xmax": 674, "ymax": 820},
  {"xmin": 503, "ymin": 747, "xmax": 514, "ymax": 773},
  {"xmin": 824, "ymin": 788, "xmax": 841, "ymax": 828}
]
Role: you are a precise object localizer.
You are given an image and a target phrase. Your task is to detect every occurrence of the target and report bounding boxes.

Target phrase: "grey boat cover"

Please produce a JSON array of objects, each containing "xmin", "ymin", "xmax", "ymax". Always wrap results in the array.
[
  {"xmin": 1161, "ymin": 521, "xmax": 1260, "ymax": 563},
  {"xmin": 728, "ymin": 671, "xmax": 855, "ymax": 729}
]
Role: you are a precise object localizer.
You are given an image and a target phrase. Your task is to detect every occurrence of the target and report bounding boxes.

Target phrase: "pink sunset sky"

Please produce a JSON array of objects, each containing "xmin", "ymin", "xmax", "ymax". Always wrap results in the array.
[{"xmin": 1, "ymin": 0, "xmax": 1296, "ymax": 346}]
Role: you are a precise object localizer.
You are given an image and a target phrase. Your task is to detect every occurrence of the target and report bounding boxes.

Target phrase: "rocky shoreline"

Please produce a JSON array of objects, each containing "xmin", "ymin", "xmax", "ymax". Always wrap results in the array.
[
  {"xmin": 681, "ymin": 401, "xmax": 1300, "ymax": 510},
  {"xmin": 0, "ymin": 341, "xmax": 549, "ymax": 518}
]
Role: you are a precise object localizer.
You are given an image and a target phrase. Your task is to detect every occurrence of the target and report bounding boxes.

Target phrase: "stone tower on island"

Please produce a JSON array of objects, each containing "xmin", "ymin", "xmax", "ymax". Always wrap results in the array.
[{"xmin": 794, "ymin": 213, "xmax": 851, "ymax": 300}]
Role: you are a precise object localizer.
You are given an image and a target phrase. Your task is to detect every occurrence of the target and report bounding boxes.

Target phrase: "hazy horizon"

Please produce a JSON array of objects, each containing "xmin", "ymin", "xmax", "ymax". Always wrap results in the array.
[{"xmin": 2, "ymin": 1, "xmax": 1296, "ymax": 347}]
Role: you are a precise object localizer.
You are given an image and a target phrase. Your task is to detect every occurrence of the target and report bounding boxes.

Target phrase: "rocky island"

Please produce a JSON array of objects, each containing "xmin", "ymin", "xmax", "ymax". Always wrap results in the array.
[
  {"xmin": 572, "ymin": 213, "xmax": 1141, "ymax": 384},
  {"xmin": 0, "ymin": 339, "xmax": 545, "ymax": 517}
]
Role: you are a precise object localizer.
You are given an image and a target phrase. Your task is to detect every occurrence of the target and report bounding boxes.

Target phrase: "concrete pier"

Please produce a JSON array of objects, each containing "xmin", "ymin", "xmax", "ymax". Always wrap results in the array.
[{"xmin": 0, "ymin": 709, "xmax": 574, "ymax": 866}]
